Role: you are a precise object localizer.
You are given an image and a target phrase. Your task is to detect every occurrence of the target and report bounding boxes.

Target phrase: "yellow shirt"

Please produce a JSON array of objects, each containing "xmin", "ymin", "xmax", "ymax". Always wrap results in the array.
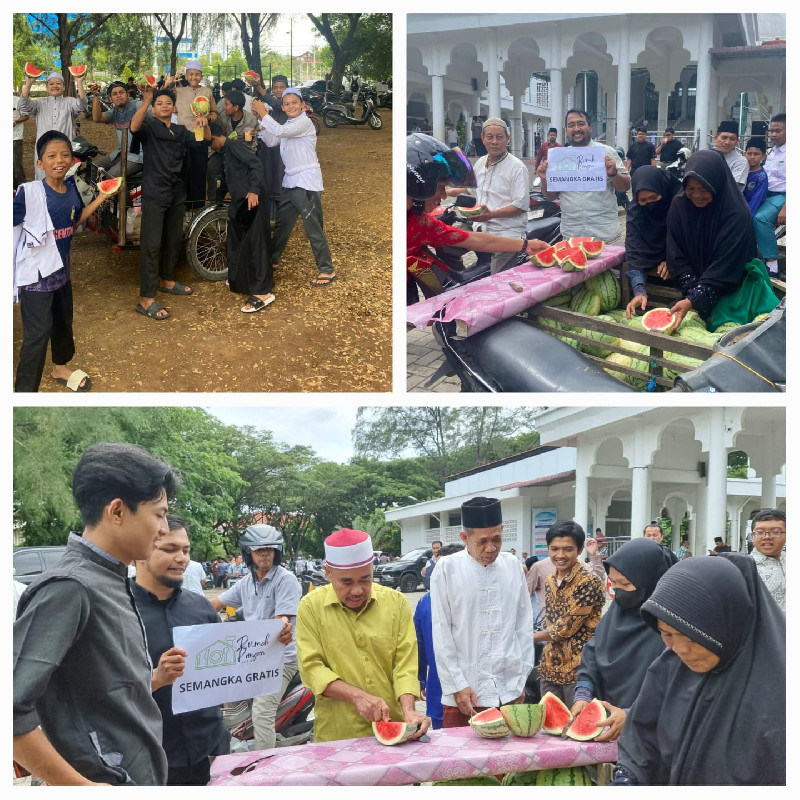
[{"xmin": 296, "ymin": 582, "xmax": 420, "ymax": 743}]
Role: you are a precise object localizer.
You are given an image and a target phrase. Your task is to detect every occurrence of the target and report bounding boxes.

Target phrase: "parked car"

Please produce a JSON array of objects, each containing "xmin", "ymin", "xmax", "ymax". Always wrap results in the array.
[
  {"xmin": 13, "ymin": 546, "xmax": 68, "ymax": 585},
  {"xmin": 374, "ymin": 547, "xmax": 432, "ymax": 593}
]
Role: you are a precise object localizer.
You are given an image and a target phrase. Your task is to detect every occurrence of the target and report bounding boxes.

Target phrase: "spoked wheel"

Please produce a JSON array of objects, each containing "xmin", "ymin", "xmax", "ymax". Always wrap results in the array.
[
  {"xmin": 323, "ymin": 110, "xmax": 341, "ymax": 128},
  {"xmin": 367, "ymin": 112, "xmax": 382, "ymax": 130},
  {"xmin": 186, "ymin": 206, "xmax": 229, "ymax": 281}
]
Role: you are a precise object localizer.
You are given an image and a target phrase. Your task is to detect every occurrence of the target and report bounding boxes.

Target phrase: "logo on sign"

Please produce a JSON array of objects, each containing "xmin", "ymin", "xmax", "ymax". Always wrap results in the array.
[{"xmin": 196, "ymin": 636, "xmax": 238, "ymax": 670}]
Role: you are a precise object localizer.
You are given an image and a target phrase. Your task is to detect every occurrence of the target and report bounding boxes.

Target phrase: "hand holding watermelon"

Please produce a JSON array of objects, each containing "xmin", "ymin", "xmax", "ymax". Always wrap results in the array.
[
  {"xmin": 669, "ymin": 298, "xmax": 693, "ymax": 331},
  {"xmin": 591, "ymin": 700, "xmax": 625, "ymax": 742}
]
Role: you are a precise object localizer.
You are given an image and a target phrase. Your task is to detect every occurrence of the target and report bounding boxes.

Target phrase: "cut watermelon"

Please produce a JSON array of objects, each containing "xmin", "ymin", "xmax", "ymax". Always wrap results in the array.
[
  {"xmin": 581, "ymin": 240, "xmax": 605, "ymax": 258},
  {"xmin": 144, "ymin": 74, "xmax": 157, "ymax": 88},
  {"xmin": 533, "ymin": 246, "xmax": 558, "ymax": 267},
  {"xmin": 68, "ymin": 65, "xmax": 87, "ymax": 78},
  {"xmin": 457, "ymin": 204, "xmax": 488, "ymax": 218},
  {"xmin": 642, "ymin": 307, "xmax": 678, "ymax": 335},
  {"xmin": 24, "ymin": 63, "xmax": 43, "ymax": 79},
  {"xmin": 190, "ymin": 95, "xmax": 210, "ymax": 116},
  {"xmin": 556, "ymin": 246, "xmax": 587, "ymax": 271},
  {"xmin": 553, "ymin": 240, "xmax": 573, "ymax": 253},
  {"xmin": 372, "ymin": 720, "xmax": 418, "ymax": 745},
  {"xmin": 565, "ymin": 698, "xmax": 608, "ymax": 741},
  {"xmin": 98, "ymin": 177, "xmax": 124, "ymax": 196},
  {"xmin": 469, "ymin": 707, "xmax": 510, "ymax": 739},
  {"xmin": 566, "ymin": 236, "xmax": 595, "ymax": 247},
  {"xmin": 539, "ymin": 691, "xmax": 572, "ymax": 734}
]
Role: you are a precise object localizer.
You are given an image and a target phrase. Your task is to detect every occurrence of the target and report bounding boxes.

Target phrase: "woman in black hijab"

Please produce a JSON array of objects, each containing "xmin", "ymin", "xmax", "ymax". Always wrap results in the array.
[
  {"xmin": 665, "ymin": 149, "xmax": 755, "ymax": 327},
  {"xmin": 614, "ymin": 553, "xmax": 785, "ymax": 785},
  {"xmin": 571, "ymin": 538, "xmax": 674, "ymax": 740},
  {"xmin": 624, "ymin": 166, "xmax": 682, "ymax": 318}
]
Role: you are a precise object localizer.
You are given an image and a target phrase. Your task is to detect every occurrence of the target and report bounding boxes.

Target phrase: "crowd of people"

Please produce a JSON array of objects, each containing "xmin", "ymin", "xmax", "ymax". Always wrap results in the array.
[
  {"xmin": 13, "ymin": 62, "xmax": 336, "ymax": 393},
  {"xmin": 12, "ymin": 440, "xmax": 786, "ymax": 785}
]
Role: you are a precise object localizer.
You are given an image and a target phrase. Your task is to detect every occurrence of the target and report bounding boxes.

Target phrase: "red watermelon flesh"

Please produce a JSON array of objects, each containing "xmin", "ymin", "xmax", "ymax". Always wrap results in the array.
[
  {"xmin": 24, "ymin": 63, "xmax": 43, "ymax": 78},
  {"xmin": 98, "ymin": 177, "xmax": 124, "ymax": 196},
  {"xmin": 540, "ymin": 691, "xmax": 572, "ymax": 734},
  {"xmin": 642, "ymin": 307, "xmax": 678, "ymax": 335},
  {"xmin": 566, "ymin": 236, "xmax": 595, "ymax": 247},
  {"xmin": 144, "ymin": 74, "xmax": 157, "ymax": 88},
  {"xmin": 553, "ymin": 240, "xmax": 573, "ymax": 253},
  {"xmin": 372, "ymin": 720, "xmax": 418, "ymax": 745},
  {"xmin": 68, "ymin": 65, "xmax": 87, "ymax": 77},
  {"xmin": 533, "ymin": 246, "xmax": 558, "ymax": 267},
  {"xmin": 565, "ymin": 699, "xmax": 608, "ymax": 741},
  {"xmin": 581, "ymin": 240, "xmax": 605, "ymax": 258}
]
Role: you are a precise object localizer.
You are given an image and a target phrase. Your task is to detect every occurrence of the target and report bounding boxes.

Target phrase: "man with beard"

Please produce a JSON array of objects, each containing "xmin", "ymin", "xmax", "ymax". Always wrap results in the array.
[
  {"xmin": 536, "ymin": 108, "xmax": 630, "ymax": 243},
  {"xmin": 91, "ymin": 80, "xmax": 144, "ymax": 178},
  {"xmin": 535, "ymin": 127, "xmax": 562, "ymax": 169},
  {"xmin": 131, "ymin": 515, "xmax": 229, "ymax": 785}
]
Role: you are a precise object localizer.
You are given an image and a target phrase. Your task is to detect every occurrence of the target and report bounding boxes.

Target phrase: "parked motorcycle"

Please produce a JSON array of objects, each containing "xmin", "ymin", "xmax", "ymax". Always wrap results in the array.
[{"xmin": 322, "ymin": 90, "xmax": 382, "ymax": 130}]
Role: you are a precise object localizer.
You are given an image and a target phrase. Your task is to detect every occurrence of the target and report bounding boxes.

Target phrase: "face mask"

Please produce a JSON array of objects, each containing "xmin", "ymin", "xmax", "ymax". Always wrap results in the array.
[{"xmin": 613, "ymin": 587, "xmax": 647, "ymax": 610}]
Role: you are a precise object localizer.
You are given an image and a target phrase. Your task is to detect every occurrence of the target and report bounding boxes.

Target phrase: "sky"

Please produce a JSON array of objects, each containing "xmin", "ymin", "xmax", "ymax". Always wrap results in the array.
[{"xmin": 206, "ymin": 406, "xmax": 360, "ymax": 464}]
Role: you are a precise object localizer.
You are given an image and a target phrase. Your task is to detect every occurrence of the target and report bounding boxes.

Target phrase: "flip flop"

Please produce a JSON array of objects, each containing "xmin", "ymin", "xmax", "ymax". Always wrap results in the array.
[
  {"xmin": 158, "ymin": 281, "xmax": 193, "ymax": 295},
  {"xmin": 311, "ymin": 273, "xmax": 338, "ymax": 287},
  {"xmin": 135, "ymin": 301, "xmax": 171, "ymax": 320},
  {"xmin": 54, "ymin": 369, "xmax": 92, "ymax": 392},
  {"xmin": 241, "ymin": 294, "xmax": 275, "ymax": 313}
]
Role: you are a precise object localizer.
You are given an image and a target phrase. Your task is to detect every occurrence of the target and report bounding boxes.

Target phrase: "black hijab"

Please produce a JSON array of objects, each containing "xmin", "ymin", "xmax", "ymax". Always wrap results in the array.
[
  {"xmin": 576, "ymin": 538, "xmax": 673, "ymax": 708},
  {"xmin": 625, "ymin": 167, "xmax": 682, "ymax": 272},
  {"xmin": 666, "ymin": 149, "xmax": 755, "ymax": 294},
  {"xmin": 616, "ymin": 553, "xmax": 785, "ymax": 785}
]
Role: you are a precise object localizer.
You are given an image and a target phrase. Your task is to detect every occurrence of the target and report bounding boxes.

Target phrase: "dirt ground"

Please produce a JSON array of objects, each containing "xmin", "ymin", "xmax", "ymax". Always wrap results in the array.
[{"xmin": 13, "ymin": 109, "xmax": 392, "ymax": 393}]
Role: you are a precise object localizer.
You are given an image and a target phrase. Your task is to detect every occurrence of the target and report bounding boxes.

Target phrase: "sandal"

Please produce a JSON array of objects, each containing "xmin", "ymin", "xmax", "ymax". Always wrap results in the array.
[
  {"xmin": 54, "ymin": 369, "xmax": 92, "ymax": 392},
  {"xmin": 158, "ymin": 281, "xmax": 193, "ymax": 295},
  {"xmin": 310, "ymin": 273, "xmax": 338, "ymax": 287},
  {"xmin": 135, "ymin": 301, "xmax": 171, "ymax": 320},
  {"xmin": 241, "ymin": 294, "xmax": 275, "ymax": 313}
]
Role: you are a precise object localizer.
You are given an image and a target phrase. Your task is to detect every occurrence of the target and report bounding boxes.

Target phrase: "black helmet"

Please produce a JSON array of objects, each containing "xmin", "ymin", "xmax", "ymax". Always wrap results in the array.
[
  {"xmin": 407, "ymin": 133, "xmax": 475, "ymax": 205},
  {"xmin": 238, "ymin": 524, "xmax": 283, "ymax": 568}
]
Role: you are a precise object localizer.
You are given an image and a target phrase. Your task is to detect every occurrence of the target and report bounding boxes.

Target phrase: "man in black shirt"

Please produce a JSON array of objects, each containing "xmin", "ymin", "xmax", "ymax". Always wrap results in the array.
[
  {"xmin": 131, "ymin": 514, "xmax": 229, "ymax": 785},
  {"xmin": 625, "ymin": 127, "xmax": 656, "ymax": 175},
  {"xmin": 655, "ymin": 127, "xmax": 682, "ymax": 165}
]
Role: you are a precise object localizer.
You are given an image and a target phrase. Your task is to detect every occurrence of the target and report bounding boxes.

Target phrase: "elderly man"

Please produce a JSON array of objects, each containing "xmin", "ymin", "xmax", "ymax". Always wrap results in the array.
[
  {"xmin": 643, "ymin": 522, "xmax": 679, "ymax": 564},
  {"xmin": 431, "ymin": 497, "xmax": 533, "ymax": 727},
  {"xmin": 754, "ymin": 114, "xmax": 786, "ymax": 276},
  {"xmin": 91, "ymin": 80, "xmax": 143, "ymax": 178},
  {"xmin": 749, "ymin": 508, "xmax": 785, "ymax": 611},
  {"xmin": 295, "ymin": 528, "xmax": 429, "ymax": 743},
  {"xmin": 535, "ymin": 127, "xmax": 562, "ymax": 169},
  {"xmin": 536, "ymin": 108, "xmax": 630, "ymax": 243},
  {"xmin": 714, "ymin": 120, "xmax": 749, "ymax": 189}
]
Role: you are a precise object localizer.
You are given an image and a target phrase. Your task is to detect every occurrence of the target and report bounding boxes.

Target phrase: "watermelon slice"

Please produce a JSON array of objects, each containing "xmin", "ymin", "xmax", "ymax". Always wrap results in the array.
[
  {"xmin": 539, "ymin": 691, "xmax": 572, "ymax": 734},
  {"xmin": 68, "ymin": 65, "xmax": 87, "ymax": 78},
  {"xmin": 565, "ymin": 698, "xmax": 608, "ymax": 741},
  {"xmin": 24, "ymin": 63, "xmax": 43, "ymax": 79},
  {"xmin": 556, "ymin": 246, "xmax": 588, "ymax": 271},
  {"xmin": 457, "ymin": 203, "xmax": 488, "ymax": 218},
  {"xmin": 566, "ymin": 236, "xmax": 595, "ymax": 247},
  {"xmin": 553, "ymin": 240, "xmax": 573, "ymax": 253},
  {"xmin": 372, "ymin": 720, "xmax": 418, "ymax": 745},
  {"xmin": 533, "ymin": 246, "xmax": 558, "ymax": 267},
  {"xmin": 144, "ymin": 74, "xmax": 157, "ymax": 88},
  {"xmin": 581, "ymin": 240, "xmax": 605, "ymax": 258},
  {"xmin": 642, "ymin": 307, "xmax": 678, "ymax": 335},
  {"xmin": 98, "ymin": 177, "xmax": 124, "ymax": 196},
  {"xmin": 190, "ymin": 95, "xmax": 210, "ymax": 116},
  {"xmin": 469, "ymin": 707, "xmax": 510, "ymax": 739}
]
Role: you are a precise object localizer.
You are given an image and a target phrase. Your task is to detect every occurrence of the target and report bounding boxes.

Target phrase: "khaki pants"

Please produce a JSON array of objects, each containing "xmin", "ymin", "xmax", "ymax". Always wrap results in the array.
[{"xmin": 251, "ymin": 661, "xmax": 298, "ymax": 751}]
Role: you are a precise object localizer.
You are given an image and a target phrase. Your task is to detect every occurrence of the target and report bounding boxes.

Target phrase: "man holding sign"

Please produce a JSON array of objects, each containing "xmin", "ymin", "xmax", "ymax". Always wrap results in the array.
[
  {"xmin": 536, "ymin": 109, "xmax": 630, "ymax": 243},
  {"xmin": 131, "ymin": 515, "xmax": 229, "ymax": 785},
  {"xmin": 296, "ymin": 528, "xmax": 430, "ymax": 743}
]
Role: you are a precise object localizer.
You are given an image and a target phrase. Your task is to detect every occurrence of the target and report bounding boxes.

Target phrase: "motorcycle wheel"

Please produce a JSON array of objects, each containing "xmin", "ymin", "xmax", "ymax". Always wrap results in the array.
[
  {"xmin": 322, "ymin": 111, "xmax": 341, "ymax": 128},
  {"xmin": 186, "ymin": 206, "xmax": 229, "ymax": 281},
  {"xmin": 367, "ymin": 112, "xmax": 382, "ymax": 130}
]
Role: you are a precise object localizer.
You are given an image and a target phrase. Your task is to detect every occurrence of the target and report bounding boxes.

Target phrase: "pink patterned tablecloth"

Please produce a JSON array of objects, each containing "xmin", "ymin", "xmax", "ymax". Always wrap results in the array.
[
  {"xmin": 406, "ymin": 245, "xmax": 626, "ymax": 338},
  {"xmin": 209, "ymin": 727, "xmax": 617, "ymax": 786}
]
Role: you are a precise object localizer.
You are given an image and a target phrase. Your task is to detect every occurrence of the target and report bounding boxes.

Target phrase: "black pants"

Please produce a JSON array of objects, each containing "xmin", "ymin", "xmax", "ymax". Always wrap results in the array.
[
  {"xmin": 13, "ymin": 140, "xmax": 26, "ymax": 190},
  {"xmin": 272, "ymin": 187, "xmax": 334, "ymax": 274},
  {"xmin": 15, "ymin": 282, "xmax": 75, "ymax": 392},
  {"xmin": 185, "ymin": 142, "xmax": 209, "ymax": 210},
  {"xmin": 167, "ymin": 758, "xmax": 211, "ymax": 786},
  {"xmin": 139, "ymin": 201, "xmax": 184, "ymax": 298}
]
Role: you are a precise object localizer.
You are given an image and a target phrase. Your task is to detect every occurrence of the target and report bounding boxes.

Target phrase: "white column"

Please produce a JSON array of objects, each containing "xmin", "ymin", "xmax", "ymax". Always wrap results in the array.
[
  {"xmin": 705, "ymin": 407, "xmax": 728, "ymax": 549},
  {"xmin": 658, "ymin": 89, "xmax": 669, "ymax": 130},
  {"xmin": 527, "ymin": 119, "xmax": 537, "ymax": 160},
  {"xmin": 761, "ymin": 473, "xmax": 777, "ymax": 508},
  {"xmin": 510, "ymin": 93, "xmax": 523, "ymax": 158},
  {"xmin": 694, "ymin": 16, "xmax": 714, "ymax": 149},
  {"xmin": 474, "ymin": 93, "xmax": 482, "ymax": 118},
  {"xmin": 486, "ymin": 28, "xmax": 501, "ymax": 119},
  {"xmin": 615, "ymin": 21, "xmax": 631, "ymax": 150},
  {"xmin": 549, "ymin": 26, "xmax": 563, "ymax": 141},
  {"xmin": 431, "ymin": 74, "xmax": 445, "ymax": 142},
  {"xmin": 630, "ymin": 466, "xmax": 651, "ymax": 536},
  {"xmin": 573, "ymin": 473, "xmax": 590, "ymax": 532}
]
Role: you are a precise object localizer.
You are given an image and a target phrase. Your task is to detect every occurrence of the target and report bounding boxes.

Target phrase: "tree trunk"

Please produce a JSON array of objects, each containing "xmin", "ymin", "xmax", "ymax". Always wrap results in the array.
[{"xmin": 308, "ymin": 14, "xmax": 361, "ymax": 98}]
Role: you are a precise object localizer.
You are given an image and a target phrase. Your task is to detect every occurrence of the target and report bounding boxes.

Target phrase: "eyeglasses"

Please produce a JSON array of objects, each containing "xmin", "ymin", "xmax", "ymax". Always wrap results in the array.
[{"xmin": 752, "ymin": 529, "xmax": 785, "ymax": 539}]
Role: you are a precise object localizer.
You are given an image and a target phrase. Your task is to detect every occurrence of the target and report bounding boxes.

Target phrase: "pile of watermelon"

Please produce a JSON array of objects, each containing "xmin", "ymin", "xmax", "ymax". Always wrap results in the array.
[{"xmin": 533, "ymin": 237, "xmax": 605, "ymax": 271}]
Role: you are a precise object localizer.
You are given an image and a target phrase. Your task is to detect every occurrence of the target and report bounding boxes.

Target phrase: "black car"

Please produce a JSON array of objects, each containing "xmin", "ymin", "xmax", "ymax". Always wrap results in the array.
[
  {"xmin": 374, "ymin": 547, "xmax": 432, "ymax": 593},
  {"xmin": 13, "ymin": 546, "xmax": 68, "ymax": 584}
]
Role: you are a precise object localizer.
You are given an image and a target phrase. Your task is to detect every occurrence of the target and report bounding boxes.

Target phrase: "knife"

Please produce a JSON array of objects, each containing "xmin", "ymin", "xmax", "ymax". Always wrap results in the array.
[{"xmin": 560, "ymin": 716, "xmax": 576, "ymax": 740}]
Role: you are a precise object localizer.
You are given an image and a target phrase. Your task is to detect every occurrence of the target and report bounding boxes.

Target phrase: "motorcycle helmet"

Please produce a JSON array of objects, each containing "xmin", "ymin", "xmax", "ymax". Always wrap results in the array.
[
  {"xmin": 238, "ymin": 524, "xmax": 284, "ymax": 568},
  {"xmin": 407, "ymin": 132, "xmax": 475, "ymax": 213}
]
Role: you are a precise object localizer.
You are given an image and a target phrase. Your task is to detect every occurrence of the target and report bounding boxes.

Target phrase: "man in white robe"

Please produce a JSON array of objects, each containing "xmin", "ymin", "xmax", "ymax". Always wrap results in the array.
[{"xmin": 431, "ymin": 496, "xmax": 533, "ymax": 727}]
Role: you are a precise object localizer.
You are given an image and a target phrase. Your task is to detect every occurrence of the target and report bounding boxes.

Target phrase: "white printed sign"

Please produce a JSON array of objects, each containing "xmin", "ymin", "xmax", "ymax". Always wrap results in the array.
[
  {"xmin": 546, "ymin": 145, "xmax": 608, "ymax": 192},
  {"xmin": 171, "ymin": 619, "xmax": 285, "ymax": 714}
]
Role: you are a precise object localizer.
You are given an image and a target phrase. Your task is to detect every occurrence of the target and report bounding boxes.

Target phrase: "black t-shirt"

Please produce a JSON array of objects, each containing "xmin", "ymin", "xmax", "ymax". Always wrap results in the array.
[
  {"xmin": 137, "ymin": 117, "xmax": 193, "ymax": 206},
  {"xmin": 658, "ymin": 138, "xmax": 683, "ymax": 163},
  {"xmin": 627, "ymin": 140, "xmax": 656, "ymax": 171}
]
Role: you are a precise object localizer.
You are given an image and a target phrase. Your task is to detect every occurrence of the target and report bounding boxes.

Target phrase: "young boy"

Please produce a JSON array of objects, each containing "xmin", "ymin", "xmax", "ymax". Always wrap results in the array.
[
  {"xmin": 131, "ymin": 85, "xmax": 209, "ymax": 320},
  {"xmin": 13, "ymin": 130, "xmax": 111, "ymax": 392},
  {"xmin": 743, "ymin": 136, "xmax": 769, "ymax": 217},
  {"xmin": 252, "ymin": 88, "xmax": 336, "ymax": 286}
]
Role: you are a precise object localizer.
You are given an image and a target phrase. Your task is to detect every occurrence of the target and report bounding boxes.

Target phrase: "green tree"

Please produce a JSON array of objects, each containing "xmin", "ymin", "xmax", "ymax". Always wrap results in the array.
[
  {"xmin": 352, "ymin": 509, "xmax": 400, "ymax": 554},
  {"xmin": 727, "ymin": 450, "xmax": 749, "ymax": 478},
  {"xmin": 307, "ymin": 13, "xmax": 362, "ymax": 96},
  {"xmin": 231, "ymin": 13, "xmax": 280, "ymax": 76},
  {"xmin": 84, "ymin": 14, "xmax": 154, "ymax": 79},
  {"xmin": 153, "ymin": 13, "xmax": 189, "ymax": 77}
]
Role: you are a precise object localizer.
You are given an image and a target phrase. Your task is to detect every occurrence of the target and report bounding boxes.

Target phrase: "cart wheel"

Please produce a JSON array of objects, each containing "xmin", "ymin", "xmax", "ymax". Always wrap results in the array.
[
  {"xmin": 367, "ymin": 112, "xmax": 382, "ymax": 130},
  {"xmin": 186, "ymin": 206, "xmax": 229, "ymax": 281},
  {"xmin": 323, "ymin": 110, "xmax": 341, "ymax": 128}
]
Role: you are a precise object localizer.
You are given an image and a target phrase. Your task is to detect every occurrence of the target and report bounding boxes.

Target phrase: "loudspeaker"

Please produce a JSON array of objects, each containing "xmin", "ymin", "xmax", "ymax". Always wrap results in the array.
[
  {"xmin": 751, "ymin": 120, "xmax": 768, "ymax": 136},
  {"xmin": 698, "ymin": 461, "xmax": 707, "ymax": 478},
  {"xmin": 471, "ymin": 78, "xmax": 478, "ymax": 91}
]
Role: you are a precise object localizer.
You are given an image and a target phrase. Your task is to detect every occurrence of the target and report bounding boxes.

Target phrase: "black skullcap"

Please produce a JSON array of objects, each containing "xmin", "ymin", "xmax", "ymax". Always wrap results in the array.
[
  {"xmin": 745, "ymin": 136, "xmax": 767, "ymax": 152},
  {"xmin": 716, "ymin": 120, "xmax": 738, "ymax": 135},
  {"xmin": 461, "ymin": 496, "xmax": 502, "ymax": 529}
]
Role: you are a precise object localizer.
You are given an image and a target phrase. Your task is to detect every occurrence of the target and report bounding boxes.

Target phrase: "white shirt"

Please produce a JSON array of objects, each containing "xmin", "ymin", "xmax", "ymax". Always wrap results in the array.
[
  {"xmin": 258, "ymin": 112, "xmax": 323, "ymax": 192},
  {"xmin": 764, "ymin": 142, "xmax": 786, "ymax": 193},
  {"xmin": 13, "ymin": 96, "xmax": 25, "ymax": 141},
  {"xmin": 473, "ymin": 152, "xmax": 529, "ymax": 238},
  {"xmin": 182, "ymin": 561, "xmax": 206, "ymax": 595},
  {"xmin": 431, "ymin": 550, "xmax": 533, "ymax": 707},
  {"xmin": 720, "ymin": 148, "xmax": 749, "ymax": 189}
]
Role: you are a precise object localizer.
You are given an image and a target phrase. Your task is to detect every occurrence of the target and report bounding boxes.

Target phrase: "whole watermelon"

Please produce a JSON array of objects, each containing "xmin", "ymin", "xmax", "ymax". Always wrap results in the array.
[
  {"xmin": 433, "ymin": 776, "xmax": 502, "ymax": 786},
  {"xmin": 585, "ymin": 270, "xmax": 621, "ymax": 312},
  {"xmin": 535, "ymin": 767, "xmax": 593, "ymax": 786},
  {"xmin": 501, "ymin": 771, "xmax": 539, "ymax": 785}
]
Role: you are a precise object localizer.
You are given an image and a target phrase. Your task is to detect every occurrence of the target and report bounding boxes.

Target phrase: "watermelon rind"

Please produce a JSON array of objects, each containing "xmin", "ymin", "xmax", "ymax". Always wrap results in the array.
[
  {"xmin": 544, "ymin": 289, "xmax": 572, "ymax": 307},
  {"xmin": 98, "ymin": 177, "xmax": 124, "ymax": 196},
  {"xmin": 190, "ymin": 95, "xmax": 211, "ymax": 116},
  {"xmin": 642, "ymin": 308, "xmax": 678, "ymax": 336},
  {"xmin": 539, "ymin": 691, "xmax": 572, "ymax": 734},
  {"xmin": 535, "ymin": 767, "xmax": 593, "ymax": 786},
  {"xmin": 456, "ymin": 204, "xmax": 488, "ymax": 218},
  {"xmin": 501, "ymin": 771, "xmax": 539, "ymax": 785},
  {"xmin": 434, "ymin": 776, "xmax": 502, "ymax": 786},
  {"xmin": 469, "ymin": 707, "xmax": 510, "ymax": 739},
  {"xmin": 581, "ymin": 240, "xmax": 605, "ymax": 258},
  {"xmin": 533, "ymin": 246, "xmax": 558, "ymax": 267},
  {"xmin": 565, "ymin": 698, "xmax": 608, "ymax": 741},
  {"xmin": 24, "ymin": 63, "xmax": 43, "ymax": 79},
  {"xmin": 566, "ymin": 236, "xmax": 595, "ymax": 247},
  {"xmin": 144, "ymin": 74, "xmax": 157, "ymax": 88},
  {"xmin": 500, "ymin": 703, "xmax": 545, "ymax": 737},
  {"xmin": 569, "ymin": 290, "xmax": 602, "ymax": 317},
  {"xmin": 372, "ymin": 720, "xmax": 418, "ymax": 746}
]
